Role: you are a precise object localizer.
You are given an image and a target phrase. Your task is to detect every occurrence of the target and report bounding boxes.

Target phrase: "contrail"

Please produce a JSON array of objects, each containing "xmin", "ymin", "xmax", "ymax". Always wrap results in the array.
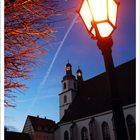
[
  {"xmin": 39, "ymin": 14, "xmax": 78, "ymax": 90},
  {"xmin": 27, "ymin": 14, "xmax": 78, "ymax": 113}
]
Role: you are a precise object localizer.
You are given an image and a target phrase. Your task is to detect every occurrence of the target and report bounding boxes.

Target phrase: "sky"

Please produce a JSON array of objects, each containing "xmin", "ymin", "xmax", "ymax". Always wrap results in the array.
[{"xmin": 5, "ymin": 0, "xmax": 136, "ymax": 132}]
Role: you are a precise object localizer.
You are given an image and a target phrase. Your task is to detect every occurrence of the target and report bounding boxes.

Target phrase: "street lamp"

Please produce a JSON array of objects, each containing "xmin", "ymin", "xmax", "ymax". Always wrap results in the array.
[{"xmin": 78, "ymin": 0, "xmax": 128, "ymax": 140}]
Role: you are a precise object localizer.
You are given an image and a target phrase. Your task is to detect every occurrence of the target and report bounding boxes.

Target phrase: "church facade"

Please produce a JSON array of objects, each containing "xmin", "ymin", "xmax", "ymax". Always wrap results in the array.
[
  {"xmin": 22, "ymin": 59, "xmax": 135, "ymax": 140},
  {"xmin": 55, "ymin": 59, "xmax": 136, "ymax": 140}
]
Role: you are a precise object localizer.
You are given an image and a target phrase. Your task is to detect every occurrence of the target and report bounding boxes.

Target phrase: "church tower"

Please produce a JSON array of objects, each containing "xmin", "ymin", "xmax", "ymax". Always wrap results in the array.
[{"xmin": 59, "ymin": 62, "xmax": 77, "ymax": 119}]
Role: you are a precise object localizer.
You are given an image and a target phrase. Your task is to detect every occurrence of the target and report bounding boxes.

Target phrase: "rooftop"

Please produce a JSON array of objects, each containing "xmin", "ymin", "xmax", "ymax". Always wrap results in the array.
[{"xmin": 59, "ymin": 59, "xmax": 136, "ymax": 124}]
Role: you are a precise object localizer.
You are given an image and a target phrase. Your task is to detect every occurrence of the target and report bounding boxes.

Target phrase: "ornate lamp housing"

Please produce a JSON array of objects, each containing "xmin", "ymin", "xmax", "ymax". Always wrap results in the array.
[{"xmin": 78, "ymin": 0, "xmax": 119, "ymax": 39}]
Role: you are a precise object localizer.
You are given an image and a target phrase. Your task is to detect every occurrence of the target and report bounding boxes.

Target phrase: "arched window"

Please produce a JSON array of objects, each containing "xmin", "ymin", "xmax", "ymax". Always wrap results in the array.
[
  {"xmin": 70, "ymin": 122, "xmax": 77, "ymax": 140},
  {"xmin": 64, "ymin": 131, "xmax": 69, "ymax": 140},
  {"xmin": 102, "ymin": 122, "xmax": 111, "ymax": 140},
  {"xmin": 89, "ymin": 118, "xmax": 95, "ymax": 140},
  {"xmin": 126, "ymin": 115, "xmax": 135, "ymax": 140},
  {"xmin": 63, "ymin": 82, "xmax": 66, "ymax": 89},
  {"xmin": 64, "ymin": 95, "xmax": 67, "ymax": 103},
  {"xmin": 81, "ymin": 127, "xmax": 89, "ymax": 140}
]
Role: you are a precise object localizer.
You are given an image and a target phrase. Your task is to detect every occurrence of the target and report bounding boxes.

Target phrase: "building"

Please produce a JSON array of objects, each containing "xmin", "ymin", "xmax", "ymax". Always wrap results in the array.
[
  {"xmin": 23, "ymin": 115, "xmax": 57, "ymax": 140},
  {"xmin": 22, "ymin": 59, "xmax": 135, "ymax": 140},
  {"xmin": 5, "ymin": 131, "xmax": 32, "ymax": 140},
  {"xmin": 55, "ymin": 59, "xmax": 135, "ymax": 140}
]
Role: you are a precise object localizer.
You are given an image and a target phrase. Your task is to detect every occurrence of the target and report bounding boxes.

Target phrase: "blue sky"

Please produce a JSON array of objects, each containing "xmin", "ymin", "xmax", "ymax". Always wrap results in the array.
[{"xmin": 5, "ymin": 0, "xmax": 136, "ymax": 132}]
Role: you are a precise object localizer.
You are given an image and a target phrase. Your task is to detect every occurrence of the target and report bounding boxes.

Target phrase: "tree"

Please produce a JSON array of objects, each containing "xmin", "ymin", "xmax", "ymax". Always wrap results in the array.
[{"xmin": 5, "ymin": 0, "xmax": 65, "ymax": 107}]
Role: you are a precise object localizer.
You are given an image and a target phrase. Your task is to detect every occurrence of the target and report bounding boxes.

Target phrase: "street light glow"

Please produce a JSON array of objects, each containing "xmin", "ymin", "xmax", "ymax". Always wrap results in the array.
[
  {"xmin": 108, "ymin": 0, "xmax": 118, "ymax": 26},
  {"xmin": 88, "ymin": 0, "xmax": 107, "ymax": 22},
  {"xmin": 79, "ymin": 0, "xmax": 93, "ymax": 31},
  {"xmin": 78, "ymin": 0, "xmax": 119, "ymax": 39},
  {"xmin": 97, "ymin": 22, "xmax": 113, "ymax": 38}
]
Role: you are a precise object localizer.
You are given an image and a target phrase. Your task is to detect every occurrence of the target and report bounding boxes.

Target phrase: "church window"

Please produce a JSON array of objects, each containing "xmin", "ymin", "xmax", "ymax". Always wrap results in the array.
[
  {"xmin": 64, "ymin": 131, "xmax": 69, "ymax": 140},
  {"xmin": 88, "ymin": 118, "xmax": 95, "ymax": 140},
  {"xmin": 81, "ymin": 127, "xmax": 89, "ymax": 140},
  {"xmin": 126, "ymin": 115, "xmax": 135, "ymax": 140},
  {"xmin": 70, "ymin": 123, "xmax": 77, "ymax": 140},
  {"xmin": 64, "ymin": 95, "xmax": 67, "ymax": 103},
  {"xmin": 102, "ymin": 122, "xmax": 111, "ymax": 140},
  {"xmin": 63, "ymin": 82, "xmax": 66, "ymax": 89}
]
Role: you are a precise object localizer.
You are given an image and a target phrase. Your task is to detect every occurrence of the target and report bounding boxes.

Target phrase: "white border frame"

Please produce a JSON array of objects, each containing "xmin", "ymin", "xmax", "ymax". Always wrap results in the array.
[
  {"xmin": 0, "ymin": 0, "xmax": 139, "ymax": 140},
  {"xmin": 136, "ymin": 0, "xmax": 140, "ymax": 140},
  {"xmin": 0, "ymin": 0, "xmax": 4, "ymax": 139}
]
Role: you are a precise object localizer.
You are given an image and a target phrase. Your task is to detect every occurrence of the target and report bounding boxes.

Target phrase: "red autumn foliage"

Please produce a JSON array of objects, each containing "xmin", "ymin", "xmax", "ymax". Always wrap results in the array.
[{"xmin": 4, "ymin": 0, "xmax": 65, "ymax": 107}]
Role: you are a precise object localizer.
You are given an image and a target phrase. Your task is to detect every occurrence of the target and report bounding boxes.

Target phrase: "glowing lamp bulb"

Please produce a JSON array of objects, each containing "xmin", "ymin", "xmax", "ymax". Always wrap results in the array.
[{"xmin": 79, "ymin": 0, "xmax": 119, "ymax": 39}]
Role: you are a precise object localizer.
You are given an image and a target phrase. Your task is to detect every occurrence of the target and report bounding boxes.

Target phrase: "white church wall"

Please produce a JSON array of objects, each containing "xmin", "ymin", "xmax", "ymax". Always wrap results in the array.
[
  {"xmin": 94, "ymin": 112, "xmax": 115, "ymax": 140},
  {"xmin": 62, "ymin": 79, "xmax": 77, "ymax": 92},
  {"xmin": 58, "ymin": 123, "xmax": 71, "ymax": 140},
  {"xmin": 57, "ymin": 105, "xmax": 135, "ymax": 140},
  {"xmin": 123, "ymin": 105, "xmax": 136, "ymax": 140},
  {"xmin": 54, "ymin": 128, "xmax": 60, "ymax": 140},
  {"xmin": 123, "ymin": 105, "xmax": 135, "ymax": 120},
  {"xmin": 59, "ymin": 90, "xmax": 72, "ymax": 106},
  {"xmin": 75, "ymin": 119, "xmax": 90, "ymax": 140},
  {"xmin": 58, "ymin": 112, "xmax": 114, "ymax": 140},
  {"xmin": 59, "ymin": 90, "xmax": 73, "ymax": 119}
]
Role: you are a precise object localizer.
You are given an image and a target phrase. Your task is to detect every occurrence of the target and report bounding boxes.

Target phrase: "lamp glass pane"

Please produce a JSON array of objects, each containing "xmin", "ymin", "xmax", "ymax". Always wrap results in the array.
[
  {"xmin": 79, "ymin": 0, "xmax": 92, "ymax": 30},
  {"xmin": 88, "ymin": 0, "xmax": 107, "ymax": 22},
  {"xmin": 108, "ymin": 0, "xmax": 118, "ymax": 26},
  {"xmin": 97, "ymin": 22, "xmax": 113, "ymax": 37}
]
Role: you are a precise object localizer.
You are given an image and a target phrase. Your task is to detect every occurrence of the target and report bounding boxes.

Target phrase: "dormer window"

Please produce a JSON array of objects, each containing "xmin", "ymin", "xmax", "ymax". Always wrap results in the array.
[{"xmin": 64, "ymin": 95, "xmax": 67, "ymax": 103}]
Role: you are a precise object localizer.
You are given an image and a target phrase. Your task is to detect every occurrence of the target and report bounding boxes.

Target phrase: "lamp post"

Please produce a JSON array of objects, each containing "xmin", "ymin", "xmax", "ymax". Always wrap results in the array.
[{"xmin": 78, "ymin": 0, "xmax": 128, "ymax": 140}]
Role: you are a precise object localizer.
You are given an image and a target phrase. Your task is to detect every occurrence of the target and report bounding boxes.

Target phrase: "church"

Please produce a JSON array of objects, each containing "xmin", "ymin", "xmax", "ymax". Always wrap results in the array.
[
  {"xmin": 55, "ymin": 59, "xmax": 135, "ymax": 140},
  {"xmin": 22, "ymin": 59, "xmax": 135, "ymax": 140}
]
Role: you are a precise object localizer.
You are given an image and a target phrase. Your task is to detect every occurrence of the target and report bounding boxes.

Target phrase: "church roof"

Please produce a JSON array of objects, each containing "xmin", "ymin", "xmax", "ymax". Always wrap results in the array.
[
  {"xmin": 59, "ymin": 59, "xmax": 136, "ymax": 124},
  {"xmin": 27, "ymin": 115, "xmax": 57, "ymax": 132}
]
